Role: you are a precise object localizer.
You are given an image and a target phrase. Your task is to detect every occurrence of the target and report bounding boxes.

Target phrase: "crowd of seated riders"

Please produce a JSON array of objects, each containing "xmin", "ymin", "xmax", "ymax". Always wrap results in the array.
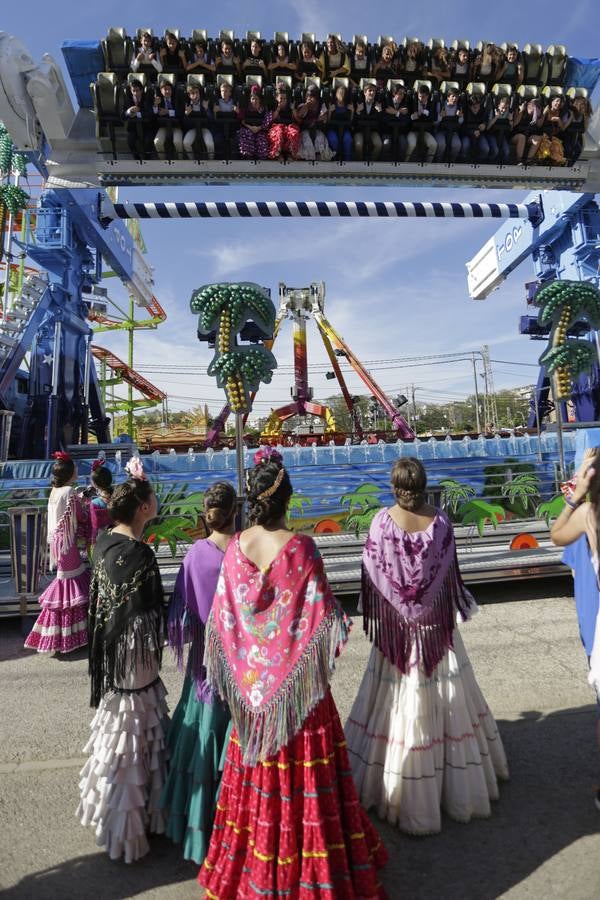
[{"xmin": 96, "ymin": 30, "xmax": 591, "ymax": 166}]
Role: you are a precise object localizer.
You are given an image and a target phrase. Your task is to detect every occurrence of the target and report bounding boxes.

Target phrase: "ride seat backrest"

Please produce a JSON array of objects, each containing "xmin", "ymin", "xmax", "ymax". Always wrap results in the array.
[
  {"xmin": 127, "ymin": 72, "xmax": 147, "ymax": 88},
  {"xmin": 475, "ymin": 40, "xmax": 495, "ymax": 52},
  {"xmin": 274, "ymin": 31, "xmax": 289, "ymax": 47},
  {"xmin": 102, "ymin": 28, "xmax": 133, "ymax": 73},
  {"xmin": 522, "ymin": 44, "xmax": 544, "ymax": 84},
  {"xmin": 92, "ymin": 73, "xmax": 121, "ymax": 118},
  {"xmin": 542, "ymin": 84, "xmax": 564, "ymax": 100},
  {"xmin": 545, "ymin": 45, "xmax": 567, "ymax": 85},
  {"xmin": 165, "ymin": 28, "xmax": 181, "ymax": 41},
  {"xmin": 187, "ymin": 73, "xmax": 205, "ymax": 89},
  {"xmin": 304, "ymin": 76, "xmax": 321, "ymax": 90},
  {"xmin": 219, "ymin": 29, "xmax": 235, "ymax": 43},
  {"xmin": 566, "ymin": 86, "xmax": 589, "ymax": 99},
  {"xmin": 413, "ymin": 79, "xmax": 433, "ymax": 93},
  {"xmin": 386, "ymin": 78, "xmax": 406, "ymax": 94},
  {"xmin": 246, "ymin": 30, "xmax": 261, "ymax": 41},
  {"xmin": 499, "ymin": 42, "xmax": 519, "ymax": 53},
  {"xmin": 466, "ymin": 81, "xmax": 486, "ymax": 96},
  {"xmin": 517, "ymin": 84, "xmax": 539, "ymax": 101},
  {"xmin": 492, "ymin": 82, "xmax": 513, "ymax": 98},
  {"xmin": 428, "ymin": 38, "xmax": 446, "ymax": 50},
  {"xmin": 245, "ymin": 74, "xmax": 263, "ymax": 90},
  {"xmin": 451, "ymin": 39, "xmax": 470, "ymax": 51},
  {"xmin": 274, "ymin": 75, "xmax": 293, "ymax": 91},
  {"xmin": 191, "ymin": 29, "xmax": 208, "ymax": 45},
  {"xmin": 301, "ymin": 33, "xmax": 316, "ymax": 46},
  {"xmin": 439, "ymin": 80, "xmax": 460, "ymax": 97}
]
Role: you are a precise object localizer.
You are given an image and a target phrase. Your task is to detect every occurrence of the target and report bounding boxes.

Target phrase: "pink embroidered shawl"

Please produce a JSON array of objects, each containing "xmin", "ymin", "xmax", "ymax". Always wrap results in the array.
[
  {"xmin": 204, "ymin": 532, "xmax": 349, "ymax": 765},
  {"xmin": 361, "ymin": 508, "xmax": 474, "ymax": 676}
]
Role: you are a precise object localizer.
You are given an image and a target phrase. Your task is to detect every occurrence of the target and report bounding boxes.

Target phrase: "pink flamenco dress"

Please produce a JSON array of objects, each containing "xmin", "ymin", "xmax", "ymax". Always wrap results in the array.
[{"xmin": 24, "ymin": 485, "xmax": 91, "ymax": 654}]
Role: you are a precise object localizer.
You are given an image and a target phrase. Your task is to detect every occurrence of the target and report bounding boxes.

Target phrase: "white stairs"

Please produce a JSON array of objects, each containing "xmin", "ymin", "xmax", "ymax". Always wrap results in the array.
[{"xmin": 0, "ymin": 273, "xmax": 48, "ymax": 361}]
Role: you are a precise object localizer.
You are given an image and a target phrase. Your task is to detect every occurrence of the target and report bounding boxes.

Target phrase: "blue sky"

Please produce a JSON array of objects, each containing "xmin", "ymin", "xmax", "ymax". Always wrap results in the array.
[{"xmin": 3, "ymin": 0, "xmax": 599, "ymax": 418}]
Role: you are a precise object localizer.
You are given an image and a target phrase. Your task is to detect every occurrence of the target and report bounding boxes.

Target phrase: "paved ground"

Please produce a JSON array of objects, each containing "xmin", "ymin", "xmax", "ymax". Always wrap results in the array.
[{"xmin": 1, "ymin": 576, "xmax": 599, "ymax": 900}]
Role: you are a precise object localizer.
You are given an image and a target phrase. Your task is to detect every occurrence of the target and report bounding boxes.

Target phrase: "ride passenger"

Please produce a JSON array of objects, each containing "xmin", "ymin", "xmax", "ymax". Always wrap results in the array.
[
  {"xmin": 197, "ymin": 448, "xmax": 388, "ymax": 898},
  {"xmin": 319, "ymin": 34, "xmax": 351, "ymax": 83},
  {"xmin": 238, "ymin": 85, "xmax": 273, "ymax": 160},
  {"xmin": 268, "ymin": 41, "xmax": 297, "ymax": 80},
  {"xmin": 373, "ymin": 42, "xmax": 399, "ymax": 86},
  {"xmin": 89, "ymin": 460, "xmax": 114, "ymax": 545},
  {"xmin": 345, "ymin": 458, "xmax": 509, "ymax": 835},
  {"xmin": 295, "ymin": 41, "xmax": 323, "ymax": 82},
  {"xmin": 487, "ymin": 94, "xmax": 513, "ymax": 163},
  {"xmin": 159, "ymin": 31, "xmax": 187, "ymax": 76},
  {"xmin": 511, "ymin": 97, "xmax": 544, "ymax": 163},
  {"xmin": 435, "ymin": 87, "xmax": 464, "ymax": 162},
  {"xmin": 407, "ymin": 83, "xmax": 437, "ymax": 162},
  {"xmin": 383, "ymin": 82, "xmax": 411, "ymax": 161},
  {"xmin": 563, "ymin": 94, "xmax": 593, "ymax": 163},
  {"xmin": 267, "ymin": 82, "xmax": 300, "ymax": 160},
  {"xmin": 426, "ymin": 45, "xmax": 451, "ymax": 89},
  {"xmin": 326, "ymin": 83, "xmax": 354, "ymax": 161},
  {"xmin": 294, "ymin": 83, "xmax": 333, "ymax": 161},
  {"xmin": 450, "ymin": 46, "xmax": 472, "ymax": 90},
  {"xmin": 354, "ymin": 81, "xmax": 384, "ymax": 161},
  {"xmin": 215, "ymin": 39, "xmax": 241, "ymax": 78},
  {"xmin": 131, "ymin": 30, "xmax": 162, "ymax": 77},
  {"xmin": 399, "ymin": 40, "xmax": 426, "ymax": 87},
  {"xmin": 123, "ymin": 78, "xmax": 155, "ymax": 159},
  {"xmin": 496, "ymin": 45, "xmax": 524, "ymax": 87},
  {"xmin": 183, "ymin": 82, "xmax": 215, "ymax": 160},
  {"xmin": 349, "ymin": 40, "xmax": 371, "ymax": 87},
  {"xmin": 212, "ymin": 79, "xmax": 239, "ymax": 159},
  {"xmin": 153, "ymin": 78, "xmax": 184, "ymax": 159},
  {"xmin": 462, "ymin": 93, "xmax": 490, "ymax": 161},
  {"xmin": 242, "ymin": 38, "xmax": 268, "ymax": 78},
  {"xmin": 536, "ymin": 94, "xmax": 569, "ymax": 165},
  {"xmin": 186, "ymin": 40, "xmax": 215, "ymax": 79}
]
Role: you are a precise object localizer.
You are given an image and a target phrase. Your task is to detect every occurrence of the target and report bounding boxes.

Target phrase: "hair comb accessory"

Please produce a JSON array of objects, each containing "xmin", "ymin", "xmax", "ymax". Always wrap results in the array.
[
  {"xmin": 253, "ymin": 447, "xmax": 283, "ymax": 466},
  {"xmin": 257, "ymin": 467, "xmax": 285, "ymax": 501},
  {"xmin": 52, "ymin": 451, "xmax": 72, "ymax": 462},
  {"xmin": 91, "ymin": 459, "xmax": 104, "ymax": 472},
  {"xmin": 125, "ymin": 456, "xmax": 147, "ymax": 481}
]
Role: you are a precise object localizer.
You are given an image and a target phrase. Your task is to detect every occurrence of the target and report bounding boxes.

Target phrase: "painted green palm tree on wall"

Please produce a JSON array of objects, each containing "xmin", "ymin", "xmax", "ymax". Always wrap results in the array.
[
  {"xmin": 535, "ymin": 280, "xmax": 600, "ymax": 400},
  {"xmin": 439, "ymin": 479, "xmax": 476, "ymax": 517},
  {"xmin": 190, "ymin": 282, "xmax": 277, "ymax": 413},
  {"xmin": 341, "ymin": 483, "xmax": 383, "ymax": 534},
  {"xmin": 288, "ymin": 494, "xmax": 313, "ymax": 519},
  {"xmin": 501, "ymin": 472, "xmax": 541, "ymax": 516}
]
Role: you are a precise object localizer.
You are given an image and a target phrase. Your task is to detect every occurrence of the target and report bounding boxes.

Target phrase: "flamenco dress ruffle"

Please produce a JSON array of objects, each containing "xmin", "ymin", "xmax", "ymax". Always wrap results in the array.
[
  {"xmin": 77, "ymin": 662, "xmax": 170, "ymax": 864},
  {"xmin": 160, "ymin": 675, "xmax": 230, "ymax": 864},
  {"xmin": 198, "ymin": 689, "xmax": 388, "ymax": 900},
  {"xmin": 24, "ymin": 544, "xmax": 90, "ymax": 654},
  {"xmin": 345, "ymin": 632, "xmax": 509, "ymax": 836}
]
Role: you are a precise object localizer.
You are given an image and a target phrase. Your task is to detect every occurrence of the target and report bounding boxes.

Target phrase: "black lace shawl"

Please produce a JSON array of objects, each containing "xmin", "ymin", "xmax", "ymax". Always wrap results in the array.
[{"xmin": 88, "ymin": 530, "xmax": 167, "ymax": 707}]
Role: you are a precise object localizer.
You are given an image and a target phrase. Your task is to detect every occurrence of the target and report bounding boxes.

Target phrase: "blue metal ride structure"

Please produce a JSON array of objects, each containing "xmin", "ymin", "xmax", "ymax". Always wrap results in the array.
[
  {"xmin": 467, "ymin": 190, "xmax": 600, "ymax": 426},
  {"xmin": 0, "ymin": 187, "xmax": 153, "ymax": 457}
]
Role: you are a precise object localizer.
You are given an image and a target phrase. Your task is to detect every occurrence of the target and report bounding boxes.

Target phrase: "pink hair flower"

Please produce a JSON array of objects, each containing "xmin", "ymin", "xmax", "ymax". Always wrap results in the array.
[
  {"xmin": 125, "ymin": 456, "xmax": 147, "ymax": 480},
  {"xmin": 253, "ymin": 446, "xmax": 283, "ymax": 466}
]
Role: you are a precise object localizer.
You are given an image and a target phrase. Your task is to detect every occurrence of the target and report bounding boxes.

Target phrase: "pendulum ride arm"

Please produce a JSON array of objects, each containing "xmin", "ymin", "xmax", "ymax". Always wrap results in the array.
[
  {"xmin": 314, "ymin": 311, "xmax": 414, "ymax": 439},
  {"xmin": 319, "ymin": 328, "xmax": 364, "ymax": 439}
]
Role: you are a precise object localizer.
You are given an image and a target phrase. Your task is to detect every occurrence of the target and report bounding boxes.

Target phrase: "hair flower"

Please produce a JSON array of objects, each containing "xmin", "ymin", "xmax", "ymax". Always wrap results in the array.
[
  {"xmin": 125, "ymin": 456, "xmax": 147, "ymax": 481},
  {"xmin": 91, "ymin": 459, "xmax": 104, "ymax": 472},
  {"xmin": 253, "ymin": 447, "xmax": 283, "ymax": 466},
  {"xmin": 52, "ymin": 451, "xmax": 72, "ymax": 462}
]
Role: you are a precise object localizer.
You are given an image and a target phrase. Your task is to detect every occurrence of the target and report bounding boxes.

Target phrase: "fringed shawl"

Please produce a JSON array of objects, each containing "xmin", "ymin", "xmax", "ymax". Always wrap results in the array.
[
  {"xmin": 90, "ymin": 499, "xmax": 113, "ymax": 545},
  {"xmin": 205, "ymin": 533, "xmax": 349, "ymax": 766},
  {"xmin": 362, "ymin": 508, "xmax": 474, "ymax": 677},
  {"xmin": 88, "ymin": 531, "xmax": 167, "ymax": 707},
  {"xmin": 167, "ymin": 538, "xmax": 225, "ymax": 703},
  {"xmin": 47, "ymin": 486, "xmax": 83, "ymax": 569}
]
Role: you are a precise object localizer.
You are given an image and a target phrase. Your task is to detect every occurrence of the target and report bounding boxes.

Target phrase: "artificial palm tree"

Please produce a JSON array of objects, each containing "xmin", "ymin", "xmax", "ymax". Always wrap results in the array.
[{"xmin": 536, "ymin": 279, "xmax": 600, "ymax": 400}]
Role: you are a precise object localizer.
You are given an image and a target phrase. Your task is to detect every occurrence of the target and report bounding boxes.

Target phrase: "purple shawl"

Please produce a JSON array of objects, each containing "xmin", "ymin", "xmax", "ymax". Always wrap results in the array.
[
  {"xmin": 167, "ymin": 538, "xmax": 225, "ymax": 702},
  {"xmin": 361, "ymin": 508, "xmax": 474, "ymax": 676}
]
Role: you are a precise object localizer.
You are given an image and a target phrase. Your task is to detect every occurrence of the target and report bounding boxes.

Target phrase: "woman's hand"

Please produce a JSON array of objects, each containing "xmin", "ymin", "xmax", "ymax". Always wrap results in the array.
[{"xmin": 573, "ymin": 449, "xmax": 597, "ymax": 501}]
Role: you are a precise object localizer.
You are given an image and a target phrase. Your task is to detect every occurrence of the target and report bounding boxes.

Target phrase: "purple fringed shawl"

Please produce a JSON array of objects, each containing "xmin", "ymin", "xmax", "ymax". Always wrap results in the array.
[
  {"xmin": 361, "ymin": 508, "xmax": 475, "ymax": 677},
  {"xmin": 167, "ymin": 538, "xmax": 225, "ymax": 702}
]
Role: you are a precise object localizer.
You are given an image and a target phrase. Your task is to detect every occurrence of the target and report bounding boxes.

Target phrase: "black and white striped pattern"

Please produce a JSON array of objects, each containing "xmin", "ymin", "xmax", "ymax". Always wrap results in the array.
[{"xmin": 102, "ymin": 199, "xmax": 541, "ymax": 222}]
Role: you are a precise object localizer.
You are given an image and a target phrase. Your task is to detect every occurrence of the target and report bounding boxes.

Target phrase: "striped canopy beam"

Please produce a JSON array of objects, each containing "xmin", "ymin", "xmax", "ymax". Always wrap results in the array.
[{"xmin": 100, "ymin": 199, "xmax": 543, "ymax": 224}]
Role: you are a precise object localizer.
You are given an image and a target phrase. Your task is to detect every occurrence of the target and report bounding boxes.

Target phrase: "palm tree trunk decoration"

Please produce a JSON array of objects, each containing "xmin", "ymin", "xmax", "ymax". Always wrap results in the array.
[
  {"xmin": 191, "ymin": 282, "xmax": 277, "ymax": 520},
  {"xmin": 0, "ymin": 122, "xmax": 29, "ymax": 274},
  {"xmin": 536, "ymin": 280, "xmax": 600, "ymax": 401},
  {"xmin": 191, "ymin": 282, "xmax": 277, "ymax": 413}
]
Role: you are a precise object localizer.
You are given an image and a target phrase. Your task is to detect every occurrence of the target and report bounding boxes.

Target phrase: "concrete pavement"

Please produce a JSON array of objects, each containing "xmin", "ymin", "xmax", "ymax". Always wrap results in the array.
[{"xmin": 0, "ymin": 576, "xmax": 599, "ymax": 899}]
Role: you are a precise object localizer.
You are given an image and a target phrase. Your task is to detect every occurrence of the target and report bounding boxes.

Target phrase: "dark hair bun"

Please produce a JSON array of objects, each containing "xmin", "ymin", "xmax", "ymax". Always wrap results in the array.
[
  {"xmin": 51, "ymin": 458, "xmax": 75, "ymax": 488},
  {"xmin": 391, "ymin": 457, "xmax": 427, "ymax": 512},
  {"xmin": 204, "ymin": 481, "xmax": 237, "ymax": 531},
  {"xmin": 91, "ymin": 465, "xmax": 113, "ymax": 493},
  {"xmin": 246, "ymin": 460, "xmax": 293, "ymax": 527},
  {"xmin": 108, "ymin": 478, "xmax": 154, "ymax": 525}
]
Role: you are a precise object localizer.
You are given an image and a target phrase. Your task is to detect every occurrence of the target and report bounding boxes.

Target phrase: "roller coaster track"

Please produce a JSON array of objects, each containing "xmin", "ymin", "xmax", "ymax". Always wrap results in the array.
[{"xmin": 91, "ymin": 345, "xmax": 166, "ymax": 404}]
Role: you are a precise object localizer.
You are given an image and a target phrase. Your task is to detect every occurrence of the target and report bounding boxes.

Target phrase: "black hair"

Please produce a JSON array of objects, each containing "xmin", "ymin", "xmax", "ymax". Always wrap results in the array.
[
  {"xmin": 51, "ymin": 458, "xmax": 75, "ymax": 488},
  {"xmin": 246, "ymin": 460, "xmax": 293, "ymax": 526},
  {"xmin": 391, "ymin": 457, "xmax": 427, "ymax": 512},
  {"xmin": 91, "ymin": 465, "xmax": 113, "ymax": 494},
  {"xmin": 204, "ymin": 481, "xmax": 237, "ymax": 531},
  {"xmin": 129, "ymin": 79, "xmax": 143, "ymax": 91},
  {"xmin": 418, "ymin": 84, "xmax": 431, "ymax": 95},
  {"xmin": 108, "ymin": 478, "xmax": 154, "ymax": 525}
]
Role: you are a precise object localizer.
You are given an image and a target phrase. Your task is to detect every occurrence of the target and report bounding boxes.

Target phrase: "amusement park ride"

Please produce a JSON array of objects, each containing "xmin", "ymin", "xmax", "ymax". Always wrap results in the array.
[{"xmin": 0, "ymin": 28, "xmax": 598, "ymax": 456}]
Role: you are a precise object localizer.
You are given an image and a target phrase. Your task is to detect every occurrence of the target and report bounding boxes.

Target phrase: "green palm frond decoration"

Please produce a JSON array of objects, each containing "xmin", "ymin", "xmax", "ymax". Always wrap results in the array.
[
  {"xmin": 536, "ymin": 493, "xmax": 566, "ymax": 526},
  {"xmin": 458, "ymin": 499, "xmax": 506, "ymax": 537},
  {"xmin": 288, "ymin": 494, "xmax": 313, "ymax": 518},
  {"xmin": 501, "ymin": 473, "xmax": 541, "ymax": 514},
  {"xmin": 340, "ymin": 483, "xmax": 382, "ymax": 514},
  {"xmin": 439, "ymin": 479, "xmax": 476, "ymax": 515}
]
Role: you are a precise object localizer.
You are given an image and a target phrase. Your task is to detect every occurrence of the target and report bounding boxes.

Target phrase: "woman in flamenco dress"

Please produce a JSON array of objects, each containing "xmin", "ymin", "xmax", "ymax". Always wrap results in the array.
[
  {"xmin": 24, "ymin": 451, "xmax": 91, "ymax": 654},
  {"xmin": 345, "ymin": 458, "xmax": 509, "ymax": 836},
  {"xmin": 160, "ymin": 481, "xmax": 236, "ymax": 864},
  {"xmin": 198, "ymin": 447, "xmax": 388, "ymax": 900},
  {"xmin": 77, "ymin": 458, "xmax": 170, "ymax": 862}
]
